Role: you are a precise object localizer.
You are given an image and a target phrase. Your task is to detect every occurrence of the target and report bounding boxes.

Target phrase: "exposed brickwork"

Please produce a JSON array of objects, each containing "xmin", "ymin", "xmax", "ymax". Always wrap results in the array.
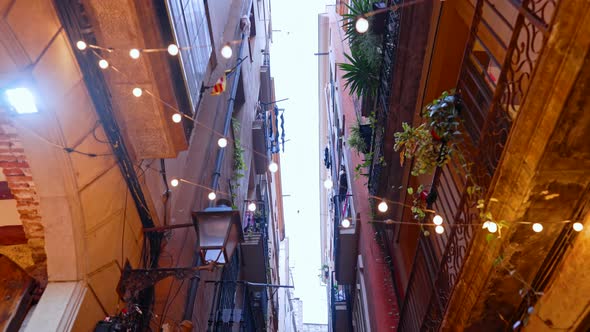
[{"xmin": 0, "ymin": 111, "xmax": 47, "ymax": 284}]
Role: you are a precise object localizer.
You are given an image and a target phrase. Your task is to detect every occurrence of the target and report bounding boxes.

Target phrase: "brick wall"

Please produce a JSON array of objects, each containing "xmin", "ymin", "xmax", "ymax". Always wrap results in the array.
[{"xmin": 0, "ymin": 111, "xmax": 46, "ymax": 284}]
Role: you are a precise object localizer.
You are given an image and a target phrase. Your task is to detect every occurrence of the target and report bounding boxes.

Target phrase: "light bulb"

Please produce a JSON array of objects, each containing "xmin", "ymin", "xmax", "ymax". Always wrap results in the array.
[
  {"xmin": 76, "ymin": 41, "xmax": 87, "ymax": 50},
  {"xmin": 435, "ymin": 225, "xmax": 445, "ymax": 234},
  {"xmin": 573, "ymin": 222, "xmax": 583, "ymax": 232},
  {"xmin": 355, "ymin": 17, "xmax": 369, "ymax": 34},
  {"xmin": 218, "ymin": 137, "xmax": 228, "ymax": 148},
  {"xmin": 208, "ymin": 192, "xmax": 216, "ymax": 201},
  {"xmin": 172, "ymin": 113, "xmax": 182, "ymax": 123},
  {"xmin": 378, "ymin": 201, "xmax": 388, "ymax": 213},
  {"xmin": 129, "ymin": 48, "xmax": 140, "ymax": 59},
  {"xmin": 268, "ymin": 161, "xmax": 278, "ymax": 173},
  {"xmin": 132, "ymin": 87, "xmax": 142, "ymax": 97},
  {"xmin": 482, "ymin": 221, "xmax": 490, "ymax": 229},
  {"xmin": 341, "ymin": 218, "xmax": 351, "ymax": 228},
  {"xmin": 168, "ymin": 44, "xmax": 179, "ymax": 56},
  {"xmin": 532, "ymin": 223, "xmax": 543, "ymax": 233},
  {"xmin": 248, "ymin": 202, "xmax": 257, "ymax": 212},
  {"xmin": 487, "ymin": 221, "xmax": 498, "ymax": 233},
  {"xmin": 323, "ymin": 178, "xmax": 333, "ymax": 189},
  {"xmin": 170, "ymin": 178, "xmax": 179, "ymax": 187},
  {"xmin": 98, "ymin": 59, "xmax": 109, "ymax": 69},
  {"xmin": 433, "ymin": 215, "xmax": 443, "ymax": 225},
  {"xmin": 221, "ymin": 44, "xmax": 233, "ymax": 59}
]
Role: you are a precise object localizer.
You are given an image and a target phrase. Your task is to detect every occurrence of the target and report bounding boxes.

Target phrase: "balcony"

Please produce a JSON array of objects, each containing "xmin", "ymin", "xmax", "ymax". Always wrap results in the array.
[
  {"xmin": 57, "ymin": 0, "xmax": 190, "ymax": 159},
  {"xmin": 241, "ymin": 199, "xmax": 270, "ymax": 284},
  {"xmin": 330, "ymin": 273, "xmax": 353, "ymax": 332},
  {"xmin": 332, "ymin": 193, "xmax": 358, "ymax": 285},
  {"xmin": 370, "ymin": 0, "xmax": 564, "ymax": 330},
  {"xmin": 207, "ymin": 254, "xmax": 268, "ymax": 331}
]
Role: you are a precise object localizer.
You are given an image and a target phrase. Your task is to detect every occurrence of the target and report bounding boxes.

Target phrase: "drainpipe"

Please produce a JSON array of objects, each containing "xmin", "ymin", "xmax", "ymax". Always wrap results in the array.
[{"xmin": 183, "ymin": 32, "xmax": 247, "ymax": 321}]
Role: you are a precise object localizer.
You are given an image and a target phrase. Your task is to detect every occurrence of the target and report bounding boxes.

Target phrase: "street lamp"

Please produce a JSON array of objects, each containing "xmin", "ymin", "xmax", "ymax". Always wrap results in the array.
[
  {"xmin": 192, "ymin": 206, "xmax": 244, "ymax": 264},
  {"xmin": 117, "ymin": 205, "xmax": 244, "ymax": 301}
]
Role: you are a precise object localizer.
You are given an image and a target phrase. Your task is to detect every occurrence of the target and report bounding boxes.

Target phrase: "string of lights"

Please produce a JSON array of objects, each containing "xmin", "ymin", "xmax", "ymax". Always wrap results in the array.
[
  {"xmin": 332, "ymin": 195, "xmax": 584, "ymax": 234},
  {"xmin": 77, "ymin": 41, "xmax": 284, "ymax": 177}
]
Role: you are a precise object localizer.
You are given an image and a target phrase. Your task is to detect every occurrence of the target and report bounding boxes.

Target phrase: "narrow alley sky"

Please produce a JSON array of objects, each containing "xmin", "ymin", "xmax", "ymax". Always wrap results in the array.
[{"xmin": 270, "ymin": 0, "xmax": 334, "ymax": 325}]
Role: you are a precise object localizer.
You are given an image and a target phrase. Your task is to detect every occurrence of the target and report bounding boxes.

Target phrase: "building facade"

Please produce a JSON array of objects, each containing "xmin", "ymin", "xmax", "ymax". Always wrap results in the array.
[
  {"xmin": 0, "ymin": 0, "xmax": 286, "ymax": 331},
  {"xmin": 321, "ymin": 0, "xmax": 590, "ymax": 331}
]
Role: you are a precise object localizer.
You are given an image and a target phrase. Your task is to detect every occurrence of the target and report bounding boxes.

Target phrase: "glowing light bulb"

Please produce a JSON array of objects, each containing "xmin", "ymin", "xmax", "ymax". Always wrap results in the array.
[
  {"xmin": 129, "ymin": 48, "xmax": 140, "ymax": 59},
  {"xmin": 378, "ymin": 201, "xmax": 388, "ymax": 213},
  {"xmin": 323, "ymin": 178, "xmax": 333, "ymax": 189},
  {"xmin": 355, "ymin": 17, "xmax": 369, "ymax": 34},
  {"xmin": 248, "ymin": 202, "xmax": 257, "ymax": 212},
  {"xmin": 268, "ymin": 161, "xmax": 278, "ymax": 173},
  {"xmin": 532, "ymin": 223, "xmax": 543, "ymax": 233},
  {"xmin": 76, "ymin": 41, "xmax": 87, "ymax": 50},
  {"xmin": 132, "ymin": 87, "xmax": 142, "ymax": 97},
  {"xmin": 435, "ymin": 225, "xmax": 445, "ymax": 234},
  {"xmin": 170, "ymin": 178, "xmax": 179, "ymax": 187},
  {"xmin": 172, "ymin": 113, "xmax": 182, "ymax": 123},
  {"xmin": 341, "ymin": 218, "xmax": 351, "ymax": 228},
  {"xmin": 221, "ymin": 44, "xmax": 233, "ymax": 59},
  {"xmin": 482, "ymin": 221, "xmax": 490, "ymax": 229},
  {"xmin": 218, "ymin": 137, "xmax": 228, "ymax": 148},
  {"xmin": 168, "ymin": 44, "xmax": 179, "ymax": 56},
  {"xmin": 433, "ymin": 215, "xmax": 443, "ymax": 225},
  {"xmin": 98, "ymin": 59, "xmax": 109, "ymax": 69},
  {"xmin": 487, "ymin": 221, "xmax": 498, "ymax": 233},
  {"xmin": 573, "ymin": 222, "xmax": 583, "ymax": 232},
  {"xmin": 208, "ymin": 192, "xmax": 216, "ymax": 201}
]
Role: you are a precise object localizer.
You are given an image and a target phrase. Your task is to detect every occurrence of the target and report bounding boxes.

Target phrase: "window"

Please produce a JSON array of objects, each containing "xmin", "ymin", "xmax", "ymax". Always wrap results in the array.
[{"xmin": 167, "ymin": 0, "xmax": 212, "ymax": 112}]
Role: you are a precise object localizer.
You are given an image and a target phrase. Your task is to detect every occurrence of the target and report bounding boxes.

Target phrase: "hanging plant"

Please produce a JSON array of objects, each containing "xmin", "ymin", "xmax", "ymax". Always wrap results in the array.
[
  {"xmin": 394, "ymin": 91, "xmax": 463, "ymax": 176},
  {"xmin": 394, "ymin": 123, "xmax": 439, "ymax": 176},
  {"xmin": 424, "ymin": 91, "xmax": 463, "ymax": 143}
]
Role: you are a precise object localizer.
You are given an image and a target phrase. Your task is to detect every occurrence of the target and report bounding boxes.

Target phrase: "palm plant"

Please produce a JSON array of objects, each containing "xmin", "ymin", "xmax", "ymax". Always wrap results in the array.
[{"xmin": 339, "ymin": 51, "xmax": 380, "ymax": 98}]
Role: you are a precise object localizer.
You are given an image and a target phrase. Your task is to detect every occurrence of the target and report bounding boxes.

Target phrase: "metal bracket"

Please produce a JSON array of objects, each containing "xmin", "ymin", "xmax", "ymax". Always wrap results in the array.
[{"xmin": 117, "ymin": 261, "xmax": 217, "ymax": 301}]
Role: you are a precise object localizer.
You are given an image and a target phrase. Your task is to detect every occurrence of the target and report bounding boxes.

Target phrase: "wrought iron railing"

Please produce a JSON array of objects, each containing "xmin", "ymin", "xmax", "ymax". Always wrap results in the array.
[
  {"xmin": 242, "ymin": 195, "xmax": 271, "ymax": 284},
  {"xmin": 397, "ymin": 0, "xmax": 558, "ymax": 330},
  {"xmin": 330, "ymin": 272, "xmax": 353, "ymax": 331},
  {"xmin": 208, "ymin": 254, "xmax": 240, "ymax": 332},
  {"xmin": 207, "ymin": 280, "xmax": 265, "ymax": 332},
  {"xmin": 368, "ymin": 0, "xmax": 402, "ymax": 196}
]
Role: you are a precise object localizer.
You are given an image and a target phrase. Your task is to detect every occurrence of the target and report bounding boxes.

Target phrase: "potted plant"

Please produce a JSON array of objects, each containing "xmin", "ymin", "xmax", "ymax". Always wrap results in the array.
[
  {"xmin": 339, "ymin": 0, "xmax": 383, "ymax": 99},
  {"xmin": 394, "ymin": 91, "xmax": 463, "ymax": 176},
  {"xmin": 348, "ymin": 121, "xmax": 372, "ymax": 154},
  {"xmin": 339, "ymin": 50, "xmax": 380, "ymax": 99}
]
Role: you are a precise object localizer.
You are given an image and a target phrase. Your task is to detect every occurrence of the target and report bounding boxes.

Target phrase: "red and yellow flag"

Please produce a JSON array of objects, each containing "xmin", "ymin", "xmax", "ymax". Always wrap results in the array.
[{"xmin": 210, "ymin": 73, "xmax": 227, "ymax": 96}]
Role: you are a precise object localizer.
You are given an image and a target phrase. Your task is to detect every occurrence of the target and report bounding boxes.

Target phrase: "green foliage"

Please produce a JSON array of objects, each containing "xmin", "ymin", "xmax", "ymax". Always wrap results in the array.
[
  {"xmin": 230, "ymin": 119, "xmax": 246, "ymax": 206},
  {"xmin": 394, "ymin": 123, "xmax": 439, "ymax": 176},
  {"xmin": 354, "ymin": 152, "xmax": 373, "ymax": 178},
  {"xmin": 394, "ymin": 91, "xmax": 463, "ymax": 176},
  {"xmin": 339, "ymin": 0, "xmax": 383, "ymax": 106},
  {"xmin": 406, "ymin": 184, "xmax": 427, "ymax": 221},
  {"xmin": 348, "ymin": 122, "xmax": 368, "ymax": 153},
  {"xmin": 339, "ymin": 51, "xmax": 380, "ymax": 98},
  {"xmin": 423, "ymin": 90, "xmax": 462, "ymax": 143}
]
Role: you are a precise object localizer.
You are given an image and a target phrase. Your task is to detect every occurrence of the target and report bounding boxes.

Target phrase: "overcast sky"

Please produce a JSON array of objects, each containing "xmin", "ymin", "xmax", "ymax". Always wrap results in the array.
[{"xmin": 270, "ymin": 0, "xmax": 333, "ymax": 325}]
